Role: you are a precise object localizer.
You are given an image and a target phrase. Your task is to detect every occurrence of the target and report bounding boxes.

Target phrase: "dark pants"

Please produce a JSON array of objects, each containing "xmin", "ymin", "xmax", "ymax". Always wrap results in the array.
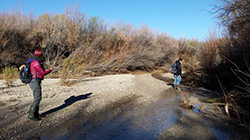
[{"xmin": 29, "ymin": 79, "xmax": 42, "ymax": 107}]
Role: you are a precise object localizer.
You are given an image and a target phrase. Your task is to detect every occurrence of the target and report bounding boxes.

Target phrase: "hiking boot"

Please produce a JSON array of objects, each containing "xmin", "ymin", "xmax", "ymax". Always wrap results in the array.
[
  {"xmin": 175, "ymin": 85, "xmax": 181, "ymax": 90},
  {"xmin": 173, "ymin": 84, "xmax": 177, "ymax": 90},
  {"xmin": 28, "ymin": 106, "xmax": 41, "ymax": 121},
  {"xmin": 35, "ymin": 106, "xmax": 42, "ymax": 119}
]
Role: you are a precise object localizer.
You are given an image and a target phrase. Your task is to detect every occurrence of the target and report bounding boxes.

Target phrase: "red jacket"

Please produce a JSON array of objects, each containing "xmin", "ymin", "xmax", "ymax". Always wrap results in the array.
[{"xmin": 28, "ymin": 59, "xmax": 52, "ymax": 79}]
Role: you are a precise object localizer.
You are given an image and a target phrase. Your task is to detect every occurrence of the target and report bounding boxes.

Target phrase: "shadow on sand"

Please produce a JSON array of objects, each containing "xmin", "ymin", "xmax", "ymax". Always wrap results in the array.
[
  {"xmin": 151, "ymin": 73, "xmax": 174, "ymax": 89},
  {"xmin": 41, "ymin": 93, "xmax": 92, "ymax": 116}
]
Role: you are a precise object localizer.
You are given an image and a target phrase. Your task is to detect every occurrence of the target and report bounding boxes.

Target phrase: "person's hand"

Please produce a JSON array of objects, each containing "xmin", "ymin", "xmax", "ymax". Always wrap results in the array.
[
  {"xmin": 19, "ymin": 65, "xmax": 25, "ymax": 71},
  {"xmin": 47, "ymin": 68, "xmax": 53, "ymax": 74}
]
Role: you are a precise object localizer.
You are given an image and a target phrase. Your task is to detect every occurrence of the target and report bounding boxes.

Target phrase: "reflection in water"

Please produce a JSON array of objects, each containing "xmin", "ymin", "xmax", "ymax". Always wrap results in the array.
[{"xmin": 192, "ymin": 103, "xmax": 202, "ymax": 113}]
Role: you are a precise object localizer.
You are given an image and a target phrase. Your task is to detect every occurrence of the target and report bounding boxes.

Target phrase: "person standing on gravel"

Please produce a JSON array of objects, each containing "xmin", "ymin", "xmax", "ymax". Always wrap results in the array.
[
  {"xmin": 27, "ymin": 49, "xmax": 52, "ymax": 121},
  {"xmin": 173, "ymin": 58, "xmax": 182, "ymax": 90}
]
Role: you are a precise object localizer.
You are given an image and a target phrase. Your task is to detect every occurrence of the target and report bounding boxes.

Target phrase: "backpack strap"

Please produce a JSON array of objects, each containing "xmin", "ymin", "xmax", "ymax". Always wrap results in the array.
[{"xmin": 34, "ymin": 70, "xmax": 37, "ymax": 79}]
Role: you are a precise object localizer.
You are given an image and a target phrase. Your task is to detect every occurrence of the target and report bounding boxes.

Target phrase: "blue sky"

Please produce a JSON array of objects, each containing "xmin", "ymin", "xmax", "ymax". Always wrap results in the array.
[{"xmin": 0, "ymin": 0, "xmax": 218, "ymax": 40}]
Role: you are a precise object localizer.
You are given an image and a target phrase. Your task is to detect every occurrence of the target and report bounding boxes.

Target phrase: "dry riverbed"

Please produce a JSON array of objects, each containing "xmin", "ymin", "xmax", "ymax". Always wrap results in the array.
[{"xmin": 0, "ymin": 73, "xmax": 249, "ymax": 140}]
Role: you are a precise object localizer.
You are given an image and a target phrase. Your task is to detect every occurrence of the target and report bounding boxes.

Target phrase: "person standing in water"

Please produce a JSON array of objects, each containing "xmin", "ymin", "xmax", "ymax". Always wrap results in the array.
[{"xmin": 173, "ymin": 58, "xmax": 182, "ymax": 90}]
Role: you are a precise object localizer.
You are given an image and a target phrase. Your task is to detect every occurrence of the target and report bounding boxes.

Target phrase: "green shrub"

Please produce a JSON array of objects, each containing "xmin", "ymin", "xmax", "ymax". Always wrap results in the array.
[
  {"xmin": 60, "ymin": 52, "xmax": 85, "ymax": 86},
  {"xmin": 3, "ymin": 66, "xmax": 18, "ymax": 87}
]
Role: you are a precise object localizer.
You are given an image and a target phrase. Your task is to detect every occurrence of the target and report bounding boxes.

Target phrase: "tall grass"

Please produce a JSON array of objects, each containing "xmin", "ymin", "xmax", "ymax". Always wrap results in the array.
[
  {"xmin": 3, "ymin": 66, "xmax": 18, "ymax": 87},
  {"xmin": 60, "ymin": 51, "xmax": 85, "ymax": 85},
  {"xmin": 178, "ymin": 38, "xmax": 199, "ymax": 71}
]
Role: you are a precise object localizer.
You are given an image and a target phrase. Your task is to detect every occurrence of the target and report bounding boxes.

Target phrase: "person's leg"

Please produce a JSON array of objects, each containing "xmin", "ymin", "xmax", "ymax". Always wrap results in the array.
[
  {"xmin": 176, "ymin": 76, "xmax": 181, "ymax": 90},
  {"xmin": 174, "ymin": 75, "xmax": 178, "ymax": 89},
  {"xmin": 29, "ymin": 79, "xmax": 42, "ymax": 121}
]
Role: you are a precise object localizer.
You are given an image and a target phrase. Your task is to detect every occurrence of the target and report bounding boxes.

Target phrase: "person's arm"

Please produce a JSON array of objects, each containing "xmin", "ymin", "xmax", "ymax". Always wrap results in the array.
[{"xmin": 33, "ymin": 61, "xmax": 52, "ymax": 76}]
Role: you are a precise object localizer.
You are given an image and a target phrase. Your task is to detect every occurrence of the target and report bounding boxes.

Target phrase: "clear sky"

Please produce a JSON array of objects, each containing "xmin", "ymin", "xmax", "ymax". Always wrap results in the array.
[{"xmin": 0, "ymin": 0, "xmax": 218, "ymax": 40}]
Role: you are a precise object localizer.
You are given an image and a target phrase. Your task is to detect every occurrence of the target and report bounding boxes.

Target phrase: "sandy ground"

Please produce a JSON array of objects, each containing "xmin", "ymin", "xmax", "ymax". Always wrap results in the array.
[
  {"xmin": 0, "ymin": 73, "xmax": 169, "ymax": 139},
  {"xmin": 0, "ymin": 73, "xmax": 249, "ymax": 140}
]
